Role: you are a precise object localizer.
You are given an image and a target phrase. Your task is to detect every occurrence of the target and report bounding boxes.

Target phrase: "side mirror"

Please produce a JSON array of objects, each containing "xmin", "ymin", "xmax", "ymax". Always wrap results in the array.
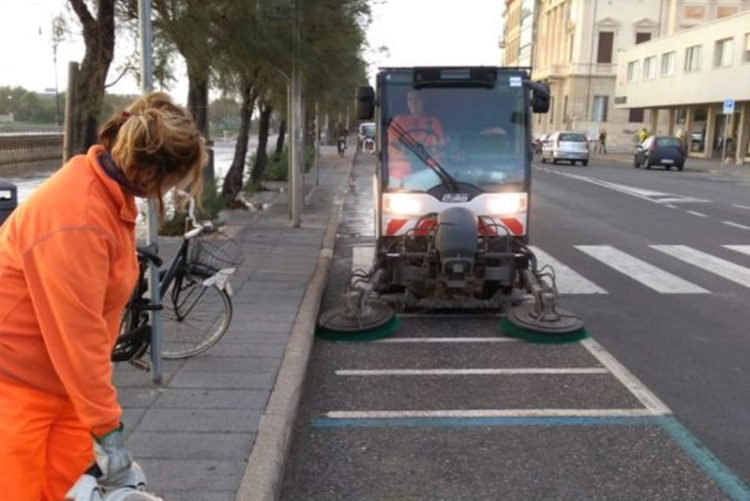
[
  {"xmin": 356, "ymin": 86, "xmax": 375, "ymax": 120},
  {"xmin": 525, "ymin": 81, "xmax": 550, "ymax": 114}
]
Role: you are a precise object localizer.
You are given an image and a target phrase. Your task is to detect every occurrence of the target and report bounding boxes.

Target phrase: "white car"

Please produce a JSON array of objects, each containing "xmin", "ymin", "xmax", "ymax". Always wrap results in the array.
[{"xmin": 541, "ymin": 131, "xmax": 590, "ymax": 166}]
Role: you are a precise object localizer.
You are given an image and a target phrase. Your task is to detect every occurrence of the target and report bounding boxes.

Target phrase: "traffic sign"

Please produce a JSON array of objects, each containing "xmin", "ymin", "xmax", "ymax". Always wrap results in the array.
[{"xmin": 723, "ymin": 98, "xmax": 735, "ymax": 114}]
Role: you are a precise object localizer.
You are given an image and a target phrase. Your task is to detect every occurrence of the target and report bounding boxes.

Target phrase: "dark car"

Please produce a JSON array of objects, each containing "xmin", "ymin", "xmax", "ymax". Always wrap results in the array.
[{"xmin": 634, "ymin": 136, "xmax": 686, "ymax": 171}]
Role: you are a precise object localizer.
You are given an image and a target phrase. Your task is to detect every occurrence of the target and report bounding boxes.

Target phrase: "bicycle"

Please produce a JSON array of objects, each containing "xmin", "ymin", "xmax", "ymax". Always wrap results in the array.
[
  {"xmin": 112, "ymin": 192, "xmax": 244, "ymax": 367},
  {"xmin": 337, "ymin": 135, "xmax": 347, "ymax": 157}
]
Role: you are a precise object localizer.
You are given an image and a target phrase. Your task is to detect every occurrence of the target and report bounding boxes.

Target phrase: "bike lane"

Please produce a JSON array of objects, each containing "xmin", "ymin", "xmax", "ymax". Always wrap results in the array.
[{"xmin": 280, "ymin": 151, "xmax": 750, "ymax": 501}]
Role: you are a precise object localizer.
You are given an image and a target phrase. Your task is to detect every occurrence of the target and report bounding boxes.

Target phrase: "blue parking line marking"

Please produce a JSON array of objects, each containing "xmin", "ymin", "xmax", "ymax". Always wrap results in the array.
[
  {"xmin": 313, "ymin": 415, "xmax": 657, "ymax": 428},
  {"xmin": 655, "ymin": 416, "xmax": 750, "ymax": 501}
]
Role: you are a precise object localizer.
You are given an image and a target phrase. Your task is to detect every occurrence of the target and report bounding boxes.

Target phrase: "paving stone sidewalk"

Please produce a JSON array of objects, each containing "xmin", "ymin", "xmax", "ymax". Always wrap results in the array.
[{"xmin": 112, "ymin": 145, "xmax": 352, "ymax": 501}]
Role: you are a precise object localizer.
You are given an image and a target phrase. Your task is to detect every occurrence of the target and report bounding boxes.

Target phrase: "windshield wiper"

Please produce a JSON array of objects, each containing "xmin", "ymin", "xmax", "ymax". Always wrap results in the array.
[{"xmin": 388, "ymin": 119, "xmax": 460, "ymax": 193}]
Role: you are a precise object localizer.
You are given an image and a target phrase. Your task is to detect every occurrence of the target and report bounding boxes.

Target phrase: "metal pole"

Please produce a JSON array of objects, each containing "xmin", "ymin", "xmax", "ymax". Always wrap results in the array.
[
  {"xmin": 721, "ymin": 113, "xmax": 729, "ymax": 166},
  {"xmin": 290, "ymin": 0, "xmax": 302, "ymax": 227},
  {"xmin": 62, "ymin": 62, "xmax": 78, "ymax": 163},
  {"xmin": 138, "ymin": 0, "xmax": 163, "ymax": 385},
  {"xmin": 315, "ymin": 100, "xmax": 320, "ymax": 186}
]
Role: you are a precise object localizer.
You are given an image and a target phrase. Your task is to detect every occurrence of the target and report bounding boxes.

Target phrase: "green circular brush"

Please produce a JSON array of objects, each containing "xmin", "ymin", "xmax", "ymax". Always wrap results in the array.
[
  {"xmin": 500, "ymin": 303, "xmax": 588, "ymax": 344},
  {"xmin": 316, "ymin": 302, "xmax": 400, "ymax": 341}
]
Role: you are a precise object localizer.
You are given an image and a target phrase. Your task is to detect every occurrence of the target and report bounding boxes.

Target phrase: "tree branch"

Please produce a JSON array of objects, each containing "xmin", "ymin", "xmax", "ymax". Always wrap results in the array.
[{"xmin": 67, "ymin": 0, "xmax": 95, "ymax": 30}]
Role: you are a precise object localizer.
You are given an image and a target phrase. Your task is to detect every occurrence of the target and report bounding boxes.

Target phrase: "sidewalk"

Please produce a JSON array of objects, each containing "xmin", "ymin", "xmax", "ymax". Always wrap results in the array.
[
  {"xmin": 112, "ymin": 145, "xmax": 353, "ymax": 501},
  {"xmin": 590, "ymin": 150, "xmax": 750, "ymax": 178}
]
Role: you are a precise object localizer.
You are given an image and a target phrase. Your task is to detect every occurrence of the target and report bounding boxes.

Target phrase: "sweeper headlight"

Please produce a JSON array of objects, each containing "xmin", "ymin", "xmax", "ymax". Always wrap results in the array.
[
  {"xmin": 485, "ymin": 193, "xmax": 528, "ymax": 216},
  {"xmin": 383, "ymin": 193, "xmax": 423, "ymax": 216}
]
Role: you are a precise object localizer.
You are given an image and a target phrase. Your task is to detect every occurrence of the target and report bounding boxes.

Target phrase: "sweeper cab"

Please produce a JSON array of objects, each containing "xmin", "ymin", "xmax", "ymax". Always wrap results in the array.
[{"xmin": 317, "ymin": 66, "xmax": 586, "ymax": 342}]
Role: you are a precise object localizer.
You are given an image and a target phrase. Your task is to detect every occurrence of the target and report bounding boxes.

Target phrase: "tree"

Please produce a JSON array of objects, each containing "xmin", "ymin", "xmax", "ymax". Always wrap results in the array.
[{"xmin": 67, "ymin": 0, "xmax": 117, "ymax": 154}]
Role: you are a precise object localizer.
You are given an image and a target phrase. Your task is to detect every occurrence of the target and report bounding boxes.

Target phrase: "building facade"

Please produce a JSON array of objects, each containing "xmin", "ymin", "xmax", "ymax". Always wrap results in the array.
[
  {"xmin": 508, "ymin": 0, "xmax": 749, "ymax": 151},
  {"xmin": 615, "ymin": 9, "xmax": 750, "ymax": 163}
]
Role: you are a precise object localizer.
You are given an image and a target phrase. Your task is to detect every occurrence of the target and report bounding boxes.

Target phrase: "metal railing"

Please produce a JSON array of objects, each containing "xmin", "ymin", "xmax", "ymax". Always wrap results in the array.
[{"xmin": 0, "ymin": 133, "xmax": 63, "ymax": 166}]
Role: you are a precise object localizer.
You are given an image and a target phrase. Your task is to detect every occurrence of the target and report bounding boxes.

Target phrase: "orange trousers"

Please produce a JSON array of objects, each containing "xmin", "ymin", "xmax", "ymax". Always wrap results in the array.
[{"xmin": 0, "ymin": 380, "xmax": 92, "ymax": 501}]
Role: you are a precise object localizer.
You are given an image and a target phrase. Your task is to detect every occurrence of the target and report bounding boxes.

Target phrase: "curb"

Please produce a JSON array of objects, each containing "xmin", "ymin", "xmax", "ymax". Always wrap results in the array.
[{"xmin": 234, "ymin": 155, "xmax": 355, "ymax": 501}]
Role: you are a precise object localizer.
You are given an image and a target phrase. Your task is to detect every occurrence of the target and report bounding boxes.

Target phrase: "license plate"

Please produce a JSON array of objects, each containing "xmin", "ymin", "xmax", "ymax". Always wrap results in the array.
[{"xmin": 662, "ymin": 159, "xmax": 674, "ymax": 164}]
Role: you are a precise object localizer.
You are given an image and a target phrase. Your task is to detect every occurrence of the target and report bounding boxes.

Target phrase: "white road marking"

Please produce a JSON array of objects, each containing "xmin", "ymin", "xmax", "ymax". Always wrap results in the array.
[
  {"xmin": 326, "ymin": 409, "xmax": 664, "ymax": 419},
  {"xmin": 529, "ymin": 246, "xmax": 607, "ymax": 294},
  {"xmin": 376, "ymin": 337, "xmax": 519, "ymax": 343},
  {"xmin": 576, "ymin": 245, "xmax": 709, "ymax": 294},
  {"xmin": 724, "ymin": 245, "xmax": 750, "ymax": 257},
  {"xmin": 686, "ymin": 211, "xmax": 708, "ymax": 218},
  {"xmin": 722, "ymin": 221, "xmax": 750, "ymax": 231},
  {"xmin": 652, "ymin": 245, "xmax": 750, "ymax": 288},
  {"xmin": 336, "ymin": 368, "xmax": 609, "ymax": 376},
  {"xmin": 664, "ymin": 204, "xmax": 678, "ymax": 209},
  {"xmin": 549, "ymin": 172, "xmax": 710, "ymax": 205},
  {"xmin": 732, "ymin": 204, "xmax": 750, "ymax": 210},
  {"xmin": 352, "ymin": 245, "xmax": 375, "ymax": 272},
  {"xmin": 581, "ymin": 338, "xmax": 671, "ymax": 415}
]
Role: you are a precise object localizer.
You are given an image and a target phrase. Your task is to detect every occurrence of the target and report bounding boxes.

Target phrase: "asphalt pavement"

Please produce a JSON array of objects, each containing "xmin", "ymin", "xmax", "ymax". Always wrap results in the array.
[{"xmin": 280, "ymin": 151, "xmax": 750, "ymax": 501}]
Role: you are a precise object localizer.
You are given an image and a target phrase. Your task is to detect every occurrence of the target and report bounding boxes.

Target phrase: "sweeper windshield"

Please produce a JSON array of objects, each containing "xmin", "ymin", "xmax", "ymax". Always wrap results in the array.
[{"xmin": 380, "ymin": 69, "xmax": 530, "ymax": 193}]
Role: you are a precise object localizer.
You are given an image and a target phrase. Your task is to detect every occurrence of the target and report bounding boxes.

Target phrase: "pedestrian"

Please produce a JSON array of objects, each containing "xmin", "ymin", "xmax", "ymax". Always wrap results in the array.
[
  {"xmin": 0, "ymin": 92, "xmax": 206, "ymax": 500},
  {"xmin": 638, "ymin": 127, "xmax": 648, "ymax": 143},
  {"xmin": 598, "ymin": 129, "xmax": 608, "ymax": 154}
]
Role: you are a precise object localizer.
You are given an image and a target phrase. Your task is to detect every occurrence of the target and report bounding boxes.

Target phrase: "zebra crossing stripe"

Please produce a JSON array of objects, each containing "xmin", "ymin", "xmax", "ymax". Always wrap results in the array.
[
  {"xmin": 352, "ymin": 245, "xmax": 375, "ymax": 273},
  {"xmin": 576, "ymin": 245, "xmax": 709, "ymax": 294},
  {"xmin": 529, "ymin": 246, "xmax": 606, "ymax": 294},
  {"xmin": 652, "ymin": 245, "xmax": 750, "ymax": 289},
  {"xmin": 724, "ymin": 245, "xmax": 750, "ymax": 257}
]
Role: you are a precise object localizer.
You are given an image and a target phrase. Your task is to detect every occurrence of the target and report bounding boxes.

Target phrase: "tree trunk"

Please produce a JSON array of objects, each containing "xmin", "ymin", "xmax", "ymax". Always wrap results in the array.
[
  {"xmin": 68, "ymin": 0, "xmax": 116, "ymax": 155},
  {"xmin": 187, "ymin": 63, "xmax": 209, "ymax": 138},
  {"xmin": 275, "ymin": 118, "xmax": 286, "ymax": 157},
  {"xmin": 251, "ymin": 104, "xmax": 272, "ymax": 186},
  {"xmin": 186, "ymin": 63, "xmax": 214, "ymax": 186},
  {"xmin": 221, "ymin": 80, "xmax": 256, "ymax": 204}
]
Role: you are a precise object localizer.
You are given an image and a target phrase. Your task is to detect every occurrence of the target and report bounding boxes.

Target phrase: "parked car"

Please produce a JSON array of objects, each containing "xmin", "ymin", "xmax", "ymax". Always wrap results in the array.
[
  {"xmin": 532, "ymin": 133, "xmax": 550, "ymax": 154},
  {"xmin": 541, "ymin": 131, "xmax": 590, "ymax": 166},
  {"xmin": 358, "ymin": 122, "xmax": 375, "ymax": 143},
  {"xmin": 634, "ymin": 136, "xmax": 686, "ymax": 171}
]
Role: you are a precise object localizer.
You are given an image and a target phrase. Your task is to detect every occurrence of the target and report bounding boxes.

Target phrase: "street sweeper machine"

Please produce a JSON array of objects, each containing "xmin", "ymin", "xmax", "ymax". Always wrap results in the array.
[{"xmin": 317, "ymin": 66, "xmax": 587, "ymax": 342}]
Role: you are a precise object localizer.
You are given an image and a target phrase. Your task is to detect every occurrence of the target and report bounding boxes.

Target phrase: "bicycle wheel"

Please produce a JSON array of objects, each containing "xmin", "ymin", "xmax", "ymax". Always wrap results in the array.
[{"xmin": 158, "ymin": 270, "xmax": 233, "ymax": 359}]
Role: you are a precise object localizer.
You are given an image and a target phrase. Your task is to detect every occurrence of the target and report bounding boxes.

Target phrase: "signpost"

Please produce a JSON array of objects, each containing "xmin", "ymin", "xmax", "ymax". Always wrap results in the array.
[{"xmin": 722, "ymin": 99, "xmax": 734, "ymax": 164}]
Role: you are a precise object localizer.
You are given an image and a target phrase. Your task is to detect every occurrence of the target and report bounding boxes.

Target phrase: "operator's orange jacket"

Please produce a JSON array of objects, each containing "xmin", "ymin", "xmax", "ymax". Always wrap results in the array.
[
  {"xmin": 0, "ymin": 145, "xmax": 139, "ymax": 437},
  {"xmin": 387, "ymin": 114, "xmax": 445, "ymax": 179}
]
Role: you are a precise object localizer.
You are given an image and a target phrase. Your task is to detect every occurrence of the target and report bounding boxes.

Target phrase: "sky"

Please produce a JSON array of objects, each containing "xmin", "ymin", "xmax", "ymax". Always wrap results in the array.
[{"xmin": 0, "ymin": 0, "xmax": 505, "ymax": 100}]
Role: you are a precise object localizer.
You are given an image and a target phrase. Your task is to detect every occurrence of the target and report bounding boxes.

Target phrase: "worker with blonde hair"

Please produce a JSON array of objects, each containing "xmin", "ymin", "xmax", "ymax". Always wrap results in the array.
[{"xmin": 0, "ymin": 92, "xmax": 206, "ymax": 500}]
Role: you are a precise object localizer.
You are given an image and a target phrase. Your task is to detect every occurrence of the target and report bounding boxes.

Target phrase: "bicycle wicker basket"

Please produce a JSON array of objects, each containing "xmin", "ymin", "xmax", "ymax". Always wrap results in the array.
[{"xmin": 189, "ymin": 229, "xmax": 245, "ymax": 273}]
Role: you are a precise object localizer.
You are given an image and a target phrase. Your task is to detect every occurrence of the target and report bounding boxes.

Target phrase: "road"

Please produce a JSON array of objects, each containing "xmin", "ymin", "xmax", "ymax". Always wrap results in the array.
[{"xmin": 281, "ymin": 152, "xmax": 750, "ymax": 500}]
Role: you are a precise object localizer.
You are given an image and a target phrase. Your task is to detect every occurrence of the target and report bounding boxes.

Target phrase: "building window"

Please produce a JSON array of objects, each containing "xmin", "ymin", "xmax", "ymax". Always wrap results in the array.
[
  {"xmin": 635, "ymin": 32, "xmax": 652, "ymax": 44},
  {"xmin": 714, "ymin": 38, "xmax": 734, "ymax": 67},
  {"xmin": 549, "ymin": 96, "xmax": 555, "ymax": 124},
  {"xmin": 597, "ymin": 32, "xmax": 614, "ymax": 63},
  {"xmin": 745, "ymin": 34, "xmax": 750, "ymax": 63},
  {"xmin": 592, "ymin": 96, "xmax": 608, "ymax": 122},
  {"xmin": 685, "ymin": 45, "xmax": 702, "ymax": 72},
  {"xmin": 643, "ymin": 56, "xmax": 656, "ymax": 79},
  {"xmin": 563, "ymin": 95, "xmax": 569, "ymax": 124},
  {"xmin": 627, "ymin": 61, "xmax": 640, "ymax": 82},
  {"xmin": 661, "ymin": 51, "xmax": 676, "ymax": 76},
  {"xmin": 629, "ymin": 108, "xmax": 645, "ymax": 123}
]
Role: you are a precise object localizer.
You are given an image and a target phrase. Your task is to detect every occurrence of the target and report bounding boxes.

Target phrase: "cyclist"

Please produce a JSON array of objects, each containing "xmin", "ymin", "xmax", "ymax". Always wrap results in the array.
[
  {"xmin": 0, "ymin": 92, "xmax": 206, "ymax": 500},
  {"xmin": 335, "ymin": 122, "xmax": 348, "ymax": 157}
]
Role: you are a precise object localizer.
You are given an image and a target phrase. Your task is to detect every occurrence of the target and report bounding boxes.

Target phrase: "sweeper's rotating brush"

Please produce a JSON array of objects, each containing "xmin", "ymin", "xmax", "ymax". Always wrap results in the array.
[
  {"xmin": 501, "ymin": 302, "xmax": 587, "ymax": 343},
  {"xmin": 317, "ymin": 300, "xmax": 399, "ymax": 341}
]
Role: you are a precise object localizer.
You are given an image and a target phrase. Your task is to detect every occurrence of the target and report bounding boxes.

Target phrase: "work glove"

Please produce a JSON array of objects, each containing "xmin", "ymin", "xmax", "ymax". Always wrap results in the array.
[{"xmin": 93, "ymin": 424, "xmax": 133, "ymax": 487}]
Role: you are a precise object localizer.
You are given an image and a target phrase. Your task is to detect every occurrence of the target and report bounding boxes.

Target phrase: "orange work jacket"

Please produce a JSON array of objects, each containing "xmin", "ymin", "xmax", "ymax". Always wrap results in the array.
[
  {"xmin": 0, "ymin": 145, "xmax": 139, "ymax": 437},
  {"xmin": 387, "ymin": 114, "xmax": 445, "ymax": 179}
]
